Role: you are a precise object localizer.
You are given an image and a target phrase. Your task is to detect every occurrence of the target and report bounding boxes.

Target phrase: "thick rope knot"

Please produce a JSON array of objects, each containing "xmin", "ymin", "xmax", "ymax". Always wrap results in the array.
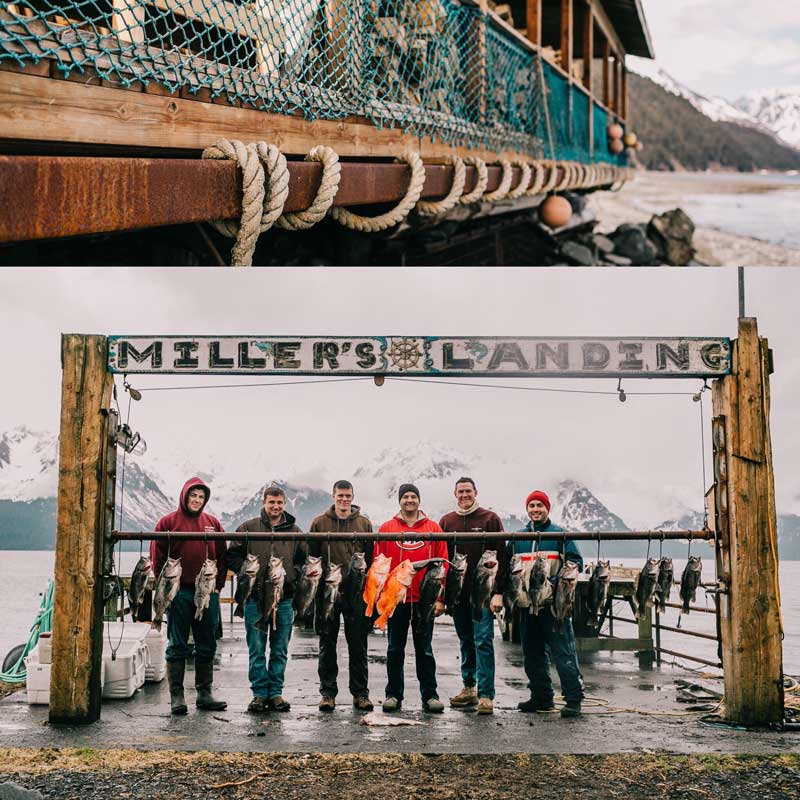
[
  {"xmin": 483, "ymin": 159, "xmax": 513, "ymax": 202},
  {"xmin": 331, "ymin": 150, "xmax": 425, "ymax": 232},
  {"xmin": 553, "ymin": 161, "xmax": 573, "ymax": 192},
  {"xmin": 276, "ymin": 145, "xmax": 341, "ymax": 231},
  {"xmin": 202, "ymin": 138, "xmax": 265, "ymax": 267},
  {"xmin": 201, "ymin": 138, "xmax": 289, "ymax": 266},
  {"xmin": 416, "ymin": 155, "xmax": 466, "ymax": 216},
  {"xmin": 458, "ymin": 156, "xmax": 488, "ymax": 204},
  {"xmin": 506, "ymin": 160, "xmax": 533, "ymax": 201}
]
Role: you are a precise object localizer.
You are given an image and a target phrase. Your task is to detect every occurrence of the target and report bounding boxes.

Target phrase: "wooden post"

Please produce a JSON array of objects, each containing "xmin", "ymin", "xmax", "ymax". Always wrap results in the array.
[
  {"xmin": 637, "ymin": 606, "xmax": 654, "ymax": 670},
  {"xmin": 582, "ymin": 2, "xmax": 593, "ymax": 155},
  {"xmin": 711, "ymin": 318, "xmax": 783, "ymax": 725},
  {"xmin": 526, "ymin": 0, "xmax": 541, "ymax": 46},
  {"xmin": 49, "ymin": 334, "xmax": 114, "ymax": 725},
  {"xmin": 601, "ymin": 38, "xmax": 610, "ymax": 108},
  {"xmin": 621, "ymin": 62, "xmax": 628, "ymax": 120},
  {"xmin": 560, "ymin": 0, "xmax": 573, "ymax": 74},
  {"xmin": 613, "ymin": 54, "xmax": 622, "ymax": 116}
]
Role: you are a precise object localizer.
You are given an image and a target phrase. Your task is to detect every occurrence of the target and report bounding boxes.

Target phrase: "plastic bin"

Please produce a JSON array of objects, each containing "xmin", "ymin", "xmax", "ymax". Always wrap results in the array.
[
  {"xmin": 103, "ymin": 621, "xmax": 166, "ymax": 683},
  {"xmin": 25, "ymin": 647, "xmax": 105, "ymax": 706}
]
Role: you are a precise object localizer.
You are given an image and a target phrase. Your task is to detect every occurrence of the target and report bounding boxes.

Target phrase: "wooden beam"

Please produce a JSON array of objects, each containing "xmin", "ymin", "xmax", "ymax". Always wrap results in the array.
[
  {"xmin": 602, "ymin": 38, "xmax": 610, "ymax": 109},
  {"xmin": 526, "ymin": 0, "xmax": 541, "ymax": 46},
  {"xmin": 49, "ymin": 334, "xmax": 113, "ymax": 725},
  {"xmin": 711, "ymin": 318, "xmax": 783, "ymax": 725},
  {"xmin": 587, "ymin": 0, "xmax": 624, "ymax": 59},
  {"xmin": 560, "ymin": 0, "xmax": 573, "ymax": 75},
  {"xmin": 621, "ymin": 63, "xmax": 628, "ymax": 121},
  {"xmin": 582, "ymin": 3, "xmax": 594, "ymax": 91},
  {"xmin": 613, "ymin": 53, "xmax": 621, "ymax": 116}
]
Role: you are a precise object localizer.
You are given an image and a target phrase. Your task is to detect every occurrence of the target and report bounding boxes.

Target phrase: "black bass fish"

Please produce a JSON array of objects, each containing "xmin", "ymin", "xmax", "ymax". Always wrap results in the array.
[
  {"xmin": 151, "ymin": 556, "xmax": 181, "ymax": 631},
  {"xmin": 128, "ymin": 555, "xmax": 153, "ymax": 622},
  {"xmin": 504, "ymin": 553, "xmax": 526, "ymax": 615},
  {"xmin": 529, "ymin": 556, "xmax": 552, "ymax": 616},
  {"xmin": 586, "ymin": 560, "xmax": 610, "ymax": 629},
  {"xmin": 418, "ymin": 560, "xmax": 447, "ymax": 625},
  {"xmin": 654, "ymin": 557, "xmax": 674, "ymax": 613},
  {"xmin": 470, "ymin": 550, "xmax": 498, "ymax": 621},
  {"xmin": 320, "ymin": 563, "xmax": 343, "ymax": 624},
  {"xmin": 342, "ymin": 551, "xmax": 368, "ymax": 615},
  {"xmin": 634, "ymin": 558, "xmax": 660, "ymax": 620},
  {"xmin": 194, "ymin": 558, "xmax": 218, "ymax": 621},
  {"xmin": 256, "ymin": 555, "xmax": 286, "ymax": 632},
  {"xmin": 293, "ymin": 554, "xmax": 323, "ymax": 619},
  {"xmin": 552, "ymin": 560, "xmax": 579, "ymax": 623},
  {"xmin": 680, "ymin": 556, "xmax": 703, "ymax": 613},
  {"xmin": 233, "ymin": 553, "xmax": 260, "ymax": 618},
  {"xmin": 444, "ymin": 552, "xmax": 468, "ymax": 613}
]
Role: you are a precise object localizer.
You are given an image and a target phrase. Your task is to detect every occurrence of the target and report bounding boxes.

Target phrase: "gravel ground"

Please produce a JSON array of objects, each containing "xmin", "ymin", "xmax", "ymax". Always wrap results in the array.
[{"xmin": 1, "ymin": 751, "xmax": 799, "ymax": 800}]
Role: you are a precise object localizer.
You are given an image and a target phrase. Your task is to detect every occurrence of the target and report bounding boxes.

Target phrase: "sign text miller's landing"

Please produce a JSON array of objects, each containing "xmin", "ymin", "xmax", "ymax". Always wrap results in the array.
[{"xmin": 108, "ymin": 336, "xmax": 732, "ymax": 378}]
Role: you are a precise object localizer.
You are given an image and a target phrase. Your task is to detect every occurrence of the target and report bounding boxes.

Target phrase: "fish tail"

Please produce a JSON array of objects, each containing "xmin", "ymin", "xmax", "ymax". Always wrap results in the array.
[
  {"xmin": 234, "ymin": 604, "xmax": 244, "ymax": 619},
  {"xmin": 151, "ymin": 618, "xmax": 161, "ymax": 631},
  {"xmin": 374, "ymin": 613, "xmax": 388, "ymax": 631}
]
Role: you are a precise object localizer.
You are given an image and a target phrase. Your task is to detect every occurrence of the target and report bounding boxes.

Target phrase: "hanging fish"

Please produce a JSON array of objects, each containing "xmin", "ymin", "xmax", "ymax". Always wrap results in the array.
[
  {"xmin": 654, "ymin": 557, "xmax": 674, "ymax": 613},
  {"xmin": 374, "ymin": 560, "xmax": 417, "ymax": 630},
  {"xmin": 586, "ymin": 559, "xmax": 611, "ymax": 629},
  {"xmin": 552, "ymin": 560, "xmax": 579, "ymax": 623},
  {"xmin": 444, "ymin": 552, "xmax": 468, "ymax": 613},
  {"xmin": 128, "ymin": 554, "xmax": 153, "ymax": 622},
  {"xmin": 528, "ymin": 556, "xmax": 552, "ymax": 616},
  {"xmin": 151, "ymin": 557, "xmax": 182, "ymax": 631},
  {"xmin": 293, "ymin": 554, "xmax": 323, "ymax": 619},
  {"xmin": 194, "ymin": 558, "xmax": 218, "ymax": 622},
  {"xmin": 679, "ymin": 556, "xmax": 703, "ymax": 614},
  {"xmin": 319, "ymin": 563, "xmax": 343, "ymax": 624},
  {"xmin": 233, "ymin": 553, "xmax": 260, "ymax": 618},
  {"xmin": 417, "ymin": 560, "xmax": 447, "ymax": 625},
  {"xmin": 470, "ymin": 550, "xmax": 499, "ymax": 621},
  {"xmin": 363, "ymin": 552, "xmax": 392, "ymax": 617},
  {"xmin": 342, "ymin": 552, "xmax": 368, "ymax": 616},
  {"xmin": 256, "ymin": 555, "xmax": 286, "ymax": 632},
  {"xmin": 634, "ymin": 558, "xmax": 660, "ymax": 620},
  {"xmin": 503, "ymin": 553, "xmax": 526, "ymax": 615}
]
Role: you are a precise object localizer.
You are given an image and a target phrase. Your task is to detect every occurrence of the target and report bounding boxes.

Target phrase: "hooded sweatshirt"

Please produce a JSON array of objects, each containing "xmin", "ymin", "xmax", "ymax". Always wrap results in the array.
[
  {"xmin": 227, "ymin": 508, "xmax": 306, "ymax": 599},
  {"xmin": 374, "ymin": 512, "xmax": 448, "ymax": 604},
  {"xmin": 309, "ymin": 504, "xmax": 374, "ymax": 570},
  {"xmin": 439, "ymin": 506, "xmax": 509, "ymax": 602},
  {"xmin": 151, "ymin": 477, "xmax": 227, "ymax": 591}
]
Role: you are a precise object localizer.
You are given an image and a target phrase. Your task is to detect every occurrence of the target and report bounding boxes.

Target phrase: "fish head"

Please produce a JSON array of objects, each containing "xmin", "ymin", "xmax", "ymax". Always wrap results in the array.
[
  {"xmin": 595, "ymin": 560, "xmax": 611, "ymax": 580},
  {"xmin": 646, "ymin": 557, "xmax": 660, "ymax": 577},
  {"xmin": 479, "ymin": 549, "xmax": 497, "ymax": 566},
  {"xmin": 373, "ymin": 553, "xmax": 392, "ymax": 572},
  {"xmin": 305, "ymin": 555, "xmax": 323, "ymax": 577},
  {"xmin": 165, "ymin": 557, "xmax": 182, "ymax": 577},
  {"xmin": 559, "ymin": 560, "xmax": 579, "ymax": 582},
  {"xmin": 509, "ymin": 554, "xmax": 524, "ymax": 574},
  {"xmin": 350, "ymin": 552, "xmax": 367, "ymax": 572},
  {"xmin": 689, "ymin": 556, "xmax": 702, "ymax": 571},
  {"xmin": 453, "ymin": 553, "xmax": 468, "ymax": 572},
  {"xmin": 326, "ymin": 563, "xmax": 343, "ymax": 584}
]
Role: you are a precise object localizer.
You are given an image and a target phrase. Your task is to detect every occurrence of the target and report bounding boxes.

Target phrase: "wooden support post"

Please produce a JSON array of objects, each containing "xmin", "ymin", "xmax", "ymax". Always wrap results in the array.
[
  {"xmin": 601, "ymin": 38, "xmax": 610, "ymax": 109},
  {"xmin": 49, "ymin": 334, "xmax": 114, "ymax": 725},
  {"xmin": 613, "ymin": 54, "xmax": 622, "ymax": 116},
  {"xmin": 560, "ymin": 0, "xmax": 573, "ymax": 75},
  {"xmin": 582, "ymin": 2, "xmax": 593, "ymax": 155},
  {"xmin": 637, "ymin": 606, "xmax": 654, "ymax": 670},
  {"xmin": 711, "ymin": 317, "xmax": 783, "ymax": 725},
  {"xmin": 526, "ymin": 0, "xmax": 541, "ymax": 46},
  {"xmin": 621, "ymin": 62, "xmax": 628, "ymax": 121}
]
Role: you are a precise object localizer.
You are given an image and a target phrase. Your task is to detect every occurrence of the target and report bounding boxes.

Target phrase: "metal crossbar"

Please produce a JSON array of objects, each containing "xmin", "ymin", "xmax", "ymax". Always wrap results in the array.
[{"xmin": 112, "ymin": 529, "xmax": 715, "ymax": 542}]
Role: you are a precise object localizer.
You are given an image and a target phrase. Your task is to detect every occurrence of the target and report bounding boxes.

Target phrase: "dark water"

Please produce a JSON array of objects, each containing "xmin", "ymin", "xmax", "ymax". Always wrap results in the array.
[{"xmin": 1, "ymin": 552, "xmax": 796, "ymax": 675}]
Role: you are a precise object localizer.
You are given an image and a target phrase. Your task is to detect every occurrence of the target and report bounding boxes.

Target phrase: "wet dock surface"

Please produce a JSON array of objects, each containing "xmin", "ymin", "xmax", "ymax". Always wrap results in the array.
[{"xmin": 1, "ymin": 619, "xmax": 795, "ymax": 755}]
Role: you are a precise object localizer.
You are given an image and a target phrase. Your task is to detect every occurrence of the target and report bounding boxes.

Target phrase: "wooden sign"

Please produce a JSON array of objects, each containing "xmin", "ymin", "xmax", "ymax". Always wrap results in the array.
[{"xmin": 107, "ymin": 336, "xmax": 731, "ymax": 378}]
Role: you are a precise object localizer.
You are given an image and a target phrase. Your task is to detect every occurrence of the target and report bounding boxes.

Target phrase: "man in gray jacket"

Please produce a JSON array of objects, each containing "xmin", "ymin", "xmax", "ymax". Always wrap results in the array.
[
  {"xmin": 309, "ymin": 480, "xmax": 374, "ymax": 712},
  {"xmin": 227, "ymin": 484, "xmax": 305, "ymax": 714}
]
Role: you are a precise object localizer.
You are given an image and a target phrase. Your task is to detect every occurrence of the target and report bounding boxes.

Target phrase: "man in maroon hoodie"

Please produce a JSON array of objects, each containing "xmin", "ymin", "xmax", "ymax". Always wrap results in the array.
[{"xmin": 152, "ymin": 477, "xmax": 228, "ymax": 715}]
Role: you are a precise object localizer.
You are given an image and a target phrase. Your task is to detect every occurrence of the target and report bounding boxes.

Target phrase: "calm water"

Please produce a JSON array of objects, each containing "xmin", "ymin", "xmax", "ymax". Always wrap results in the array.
[
  {"xmin": 1, "ymin": 552, "xmax": 796, "ymax": 676},
  {"xmin": 633, "ymin": 172, "xmax": 800, "ymax": 250}
]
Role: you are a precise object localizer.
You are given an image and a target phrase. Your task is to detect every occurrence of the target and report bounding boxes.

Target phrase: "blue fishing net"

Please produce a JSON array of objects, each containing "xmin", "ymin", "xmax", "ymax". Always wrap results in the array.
[{"xmin": 1, "ymin": 0, "xmax": 626, "ymax": 163}]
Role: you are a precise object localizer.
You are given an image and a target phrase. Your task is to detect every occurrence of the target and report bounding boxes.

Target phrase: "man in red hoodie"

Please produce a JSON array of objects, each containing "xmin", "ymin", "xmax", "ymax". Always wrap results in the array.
[
  {"xmin": 375, "ymin": 483, "xmax": 448, "ymax": 713},
  {"xmin": 152, "ymin": 477, "xmax": 228, "ymax": 715}
]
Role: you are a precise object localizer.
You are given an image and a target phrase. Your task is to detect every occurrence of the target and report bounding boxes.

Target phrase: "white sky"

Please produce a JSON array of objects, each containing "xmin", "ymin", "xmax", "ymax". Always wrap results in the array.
[
  {"xmin": 633, "ymin": 0, "xmax": 800, "ymax": 100},
  {"xmin": 0, "ymin": 268, "xmax": 798, "ymax": 526}
]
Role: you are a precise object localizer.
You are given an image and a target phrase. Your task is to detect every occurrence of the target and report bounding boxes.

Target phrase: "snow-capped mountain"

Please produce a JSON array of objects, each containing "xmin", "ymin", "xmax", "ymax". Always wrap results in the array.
[
  {"xmin": 553, "ymin": 479, "xmax": 629, "ymax": 533},
  {"xmin": 735, "ymin": 88, "xmax": 800, "ymax": 150},
  {"xmin": 630, "ymin": 61, "xmax": 755, "ymax": 125},
  {"xmin": 0, "ymin": 426, "xmax": 58, "ymax": 502}
]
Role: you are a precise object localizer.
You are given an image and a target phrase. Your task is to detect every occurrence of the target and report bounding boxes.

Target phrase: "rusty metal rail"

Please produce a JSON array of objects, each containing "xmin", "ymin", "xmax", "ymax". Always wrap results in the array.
[
  {"xmin": 111, "ymin": 529, "xmax": 715, "ymax": 542},
  {"xmin": 0, "ymin": 156, "xmax": 545, "ymax": 244},
  {"xmin": 609, "ymin": 614, "xmax": 718, "ymax": 642}
]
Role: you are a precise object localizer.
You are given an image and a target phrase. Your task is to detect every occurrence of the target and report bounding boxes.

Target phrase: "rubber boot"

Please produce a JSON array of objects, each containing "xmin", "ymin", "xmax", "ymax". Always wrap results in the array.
[
  {"xmin": 195, "ymin": 660, "xmax": 227, "ymax": 711},
  {"xmin": 167, "ymin": 660, "xmax": 188, "ymax": 716}
]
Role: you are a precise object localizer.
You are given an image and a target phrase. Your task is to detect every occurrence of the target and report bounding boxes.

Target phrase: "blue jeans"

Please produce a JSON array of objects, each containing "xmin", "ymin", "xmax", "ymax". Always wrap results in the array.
[
  {"xmin": 166, "ymin": 587, "xmax": 219, "ymax": 663},
  {"xmin": 451, "ymin": 602, "xmax": 496, "ymax": 700},
  {"xmin": 519, "ymin": 611, "xmax": 584, "ymax": 705},
  {"xmin": 385, "ymin": 603, "xmax": 438, "ymax": 703},
  {"xmin": 244, "ymin": 596, "xmax": 293, "ymax": 699}
]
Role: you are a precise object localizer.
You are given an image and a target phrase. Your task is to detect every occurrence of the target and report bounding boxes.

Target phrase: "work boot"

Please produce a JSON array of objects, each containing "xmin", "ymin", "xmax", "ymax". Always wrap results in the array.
[
  {"xmin": 423, "ymin": 697, "xmax": 444, "ymax": 713},
  {"xmin": 382, "ymin": 696, "xmax": 401, "ymax": 712},
  {"xmin": 560, "ymin": 702, "xmax": 582, "ymax": 718},
  {"xmin": 167, "ymin": 660, "xmax": 188, "ymax": 716},
  {"xmin": 268, "ymin": 695, "xmax": 291, "ymax": 712},
  {"xmin": 247, "ymin": 696, "xmax": 267, "ymax": 714},
  {"xmin": 517, "ymin": 697, "xmax": 555, "ymax": 713},
  {"xmin": 195, "ymin": 660, "xmax": 227, "ymax": 711},
  {"xmin": 353, "ymin": 696, "xmax": 374, "ymax": 712},
  {"xmin": 449, "ymin": 685, "xmax": 479, "ymax": 708},
  {"xmin": 319, "ymin": 696, "xmax": 336, "ymax": 712},
  {"xmin": 476, "ymin": 697, "xmax": 494, "ymax": 715}
]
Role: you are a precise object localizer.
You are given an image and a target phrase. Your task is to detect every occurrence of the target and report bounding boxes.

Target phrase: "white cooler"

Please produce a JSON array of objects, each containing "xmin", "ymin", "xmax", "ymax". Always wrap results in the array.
[
  {"xmin": 25, "ymin": 646, "xmax": 106, "ymax": 706},
  {"xmin": 102, "ymin": 638, "xmax": 147, "ymax": 699},
  {"xmin": 103, "ymin": 621, "xmax": 167, "ymax": 683}
]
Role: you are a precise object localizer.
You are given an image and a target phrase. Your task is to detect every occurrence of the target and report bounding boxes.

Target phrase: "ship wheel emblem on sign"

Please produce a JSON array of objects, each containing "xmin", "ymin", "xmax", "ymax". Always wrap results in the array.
[{"xmin": 387, "ymin": 338, "xmax": 422, "ymax": 371}]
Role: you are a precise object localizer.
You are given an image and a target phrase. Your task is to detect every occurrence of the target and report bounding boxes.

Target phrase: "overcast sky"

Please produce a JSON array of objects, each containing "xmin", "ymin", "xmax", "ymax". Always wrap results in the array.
[
  {"xmin": 631, "ymin": 0, "xmax": 800, "ymax": 100},
  {"xmin": 0, "ymin": 268, "xmax": 798, "ymax": 526}
]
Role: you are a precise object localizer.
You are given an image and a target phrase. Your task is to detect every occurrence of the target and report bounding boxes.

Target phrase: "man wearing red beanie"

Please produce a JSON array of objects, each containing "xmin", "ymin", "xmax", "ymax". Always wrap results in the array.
[{"xmin": 510, "ymin": 489, "xmax": 584, "ymax": 718}]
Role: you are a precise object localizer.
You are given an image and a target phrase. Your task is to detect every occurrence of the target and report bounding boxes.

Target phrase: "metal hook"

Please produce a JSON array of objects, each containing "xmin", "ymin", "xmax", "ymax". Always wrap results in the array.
[{"xmin": 617, "ymin": 378, "xmax": 627, "ymax": 403}]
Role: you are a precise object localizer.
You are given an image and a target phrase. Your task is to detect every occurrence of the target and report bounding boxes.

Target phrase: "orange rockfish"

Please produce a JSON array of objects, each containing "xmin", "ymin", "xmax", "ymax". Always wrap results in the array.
[
  {"xmin": 363, "ymin": 552, "xmax": 393, "ymax": 617},
  {"xmin": 374, "ymin": 560, "xmax": 417, "ymax": 630}
]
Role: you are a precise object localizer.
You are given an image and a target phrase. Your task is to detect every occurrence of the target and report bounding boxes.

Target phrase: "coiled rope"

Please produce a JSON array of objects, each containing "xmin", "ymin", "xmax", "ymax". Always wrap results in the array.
[
  {"xmin": 483, "ymin": 158, "xmax": 513, "ymax": 202},
  {"xmin": 330, "ymin": 150, "xmax": 426, "ymax": 232},
  {"xmin": 416, "ymin": 155, "xmax": 466, "ymax": 216},
  {"xmin": 276, "ymin": 145, "xmax": 340, "ymax": 231},
  {"xmin": 506, "ymin": 161, "xmax": 532, "ymax": 200},
  {"xmin": 459, "ymin": 156, "xmax": 489, "ymax": 204}
]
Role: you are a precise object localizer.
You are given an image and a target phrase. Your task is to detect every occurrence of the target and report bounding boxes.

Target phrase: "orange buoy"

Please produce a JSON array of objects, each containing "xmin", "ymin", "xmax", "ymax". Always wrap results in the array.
[
  {"xmin": 609, "ymin": 139, "xmax": 624, "ymax": 154},
  {"xmin": 623, "ymin": 132, "xmax": 638, "ymax": 147},
  {"xmin": 635, "ymin": 141, "xmax": 644, "ymax": 152},
  {"xmin": 608, "ymin": 123, "xmax": 623, "ymax": 140},
  {"xmin": 539, "ymin": 195, "xmax": 572, "ymax": 228}
]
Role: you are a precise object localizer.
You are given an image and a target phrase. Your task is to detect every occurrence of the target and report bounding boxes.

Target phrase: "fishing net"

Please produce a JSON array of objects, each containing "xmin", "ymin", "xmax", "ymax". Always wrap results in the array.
[{"xmin": 1, "ymin": 0, "xmax": 625, "ymax": 162}]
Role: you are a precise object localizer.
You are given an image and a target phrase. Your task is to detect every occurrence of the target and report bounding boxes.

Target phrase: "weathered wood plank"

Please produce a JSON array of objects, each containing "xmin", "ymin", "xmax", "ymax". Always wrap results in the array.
[
  {"xmin": 525, "ymin": 0, "xmax": 541, "ymax": 46},
  {"xmin": 49, "ymin": 334, "xmax": 113, "ymax": 725},
  {"xmin": 560, "ymin": 0, "xmax": 573, "ymax": 75},
  {"xmin": 713, "ymin": 318, "xmax": 783, "ymax": 725}
]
